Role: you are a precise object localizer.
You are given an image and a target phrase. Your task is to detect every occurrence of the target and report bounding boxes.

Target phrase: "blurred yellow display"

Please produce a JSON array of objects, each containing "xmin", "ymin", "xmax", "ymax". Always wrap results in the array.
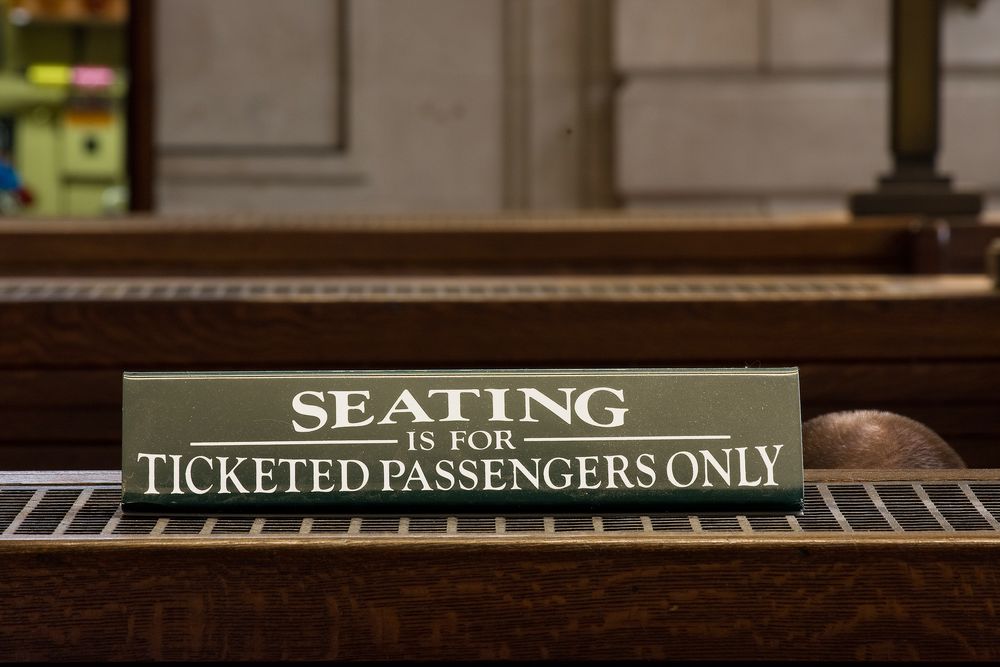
[
  {"xmin": 26, "ymin": 63, "xmax": 71, "ymax": 86},
  {"xmin": 0, "ymin": 0, "xmax": 129, "ymax": 216}
]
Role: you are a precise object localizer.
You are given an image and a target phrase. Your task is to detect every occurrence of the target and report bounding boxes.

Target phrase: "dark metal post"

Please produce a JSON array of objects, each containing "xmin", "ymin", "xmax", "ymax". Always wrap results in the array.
[
  {"xmin": 850, "ymin": 0, "xmax": 981, "ymax": 219},
  {"xmin": 127, "ymin": 0, "xmax": 155, "ymax": 212}
]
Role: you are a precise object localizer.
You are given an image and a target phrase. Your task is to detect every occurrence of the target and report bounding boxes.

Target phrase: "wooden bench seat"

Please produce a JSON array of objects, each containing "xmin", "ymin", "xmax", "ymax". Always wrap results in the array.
[
  {"xmin": 0, "ymin": 274, "xmax": 997, "ymax": 468},
  {"xmin": 2, "ymin": 214, "xmax": 996, "ymax": 275},
  {"xmin": 2, "ymin": 469, "xmax": 999, "ymax": 661}
]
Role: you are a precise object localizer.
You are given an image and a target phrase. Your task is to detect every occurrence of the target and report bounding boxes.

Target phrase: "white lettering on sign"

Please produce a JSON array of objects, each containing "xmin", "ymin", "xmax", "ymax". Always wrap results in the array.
[{"xmin": 290, "ymin": 386, "xmax": 629, "ymax": 430}]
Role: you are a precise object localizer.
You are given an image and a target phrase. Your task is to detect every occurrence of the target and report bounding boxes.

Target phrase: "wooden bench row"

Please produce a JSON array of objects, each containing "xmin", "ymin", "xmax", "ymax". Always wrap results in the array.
[
  {"xmin": 2, "ymin": 215, "xmax": 998, "ymax": 275},
  {"xmin": 3, "ymin": 469, "xmax": 1000, "ymax": 661},
  {"xmin": 1, "ymin": 274, "xmax": 997, "ymax": 468}
]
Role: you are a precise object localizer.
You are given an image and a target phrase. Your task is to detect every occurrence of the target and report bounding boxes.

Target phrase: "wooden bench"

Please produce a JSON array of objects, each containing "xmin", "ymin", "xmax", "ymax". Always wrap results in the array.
[
  {"xmin": 2, "ymin": 469, "xmax": 999, "ymax": 661},
  {"xmin": 1, "ymin": 274, "xmax": 997, "ymax": 468},
  {"xmin": 2, "ymin": 214, "xmax": 996, "ymax": 275}
]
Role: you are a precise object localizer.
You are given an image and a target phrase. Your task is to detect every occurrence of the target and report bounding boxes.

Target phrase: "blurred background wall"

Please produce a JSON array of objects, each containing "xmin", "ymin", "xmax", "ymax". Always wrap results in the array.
[{"xmin": 153, "ymin": 0, "xmax": 1000, "ymax": 216}]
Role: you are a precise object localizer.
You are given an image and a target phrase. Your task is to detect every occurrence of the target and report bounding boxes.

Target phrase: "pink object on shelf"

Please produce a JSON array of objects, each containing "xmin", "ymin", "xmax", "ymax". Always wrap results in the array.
[{"xmin": 72, "ymin": 66, "xmax": 114, "ymax": 89}]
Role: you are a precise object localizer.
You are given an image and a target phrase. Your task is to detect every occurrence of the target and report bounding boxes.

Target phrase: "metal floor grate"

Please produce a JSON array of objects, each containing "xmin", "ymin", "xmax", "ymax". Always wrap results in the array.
[
  {"xmin": 3, "ymin": 481, "xmax": 1000, "ymax": 539},
  {"xmin": 0, "ymin": 276, "xmax": 893, "ymax": 303}
]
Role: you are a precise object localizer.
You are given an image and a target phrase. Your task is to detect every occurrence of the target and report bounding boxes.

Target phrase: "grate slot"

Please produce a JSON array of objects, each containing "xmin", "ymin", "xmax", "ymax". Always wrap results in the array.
[
  {"xmin": 408, "ymin": 517, "xmax": 448, "ymax": 534},
  {"xmin": 828, "ymin": 484, "xmax": 892, "ymax": 532},
  {"xmin": 262, "ymin": 518, "xmax": 303, "ymax": 534},
  {"xmin": 15, "ymin": 490, "xmax": 81, "ymax": 535},
  {"xmin": 65, "ymin": 489, "xmax": 121, "ymax": 535},
  {"xmin": 0, "ymin": 490, "xmax": 34, "ymax": 533},
  {"xmin": 164, "ymin": 517, "xmax": 208, "ymax": 535},
  {"xmin": 796, "ymin": 485, "xmax": 844, "ymax": 532},
  {"xmin": 211, "ymin": 518, "xmax": 255, "ymax": 535},
  {"xmin": 554, "ymin": 517, "xmax": 595, "ymax": 533},
  {"xmin": 310, "ymin": 517, "xmax": 351, "ymax": 534},
  {"xmin": 698, "ymin": 516, "xmax": 744, "ymax": 532},
  {"xmin": 968, "ymin": 483, "xmax": 1000, "ymax": 527},
  {"xmin": 360, "ymin": 517, "xmax": 402, "ymax": 534},
  {"xmin": 873, "ymin": 484, "xmax": 944, "ymax": 532},
  {"xmin": 921, "ymin": 484, "xmax": 993, "ymax": 531},
  {"xmin": 602, "ymin": 516, "xmax": 645, "ymax": 532},
  {"xmin": 113, "ymin": 514, "xmax": 159, "ymax": 535},
  {"xmin": 746, "ymin": 515, "xmax": 794, "ymax": 532},
  {"xmin": 456, "ymin": 517, "xmax": 497, "ymax": 534},
  {"xmin": 51, "ymin": 488, "xmax": 92, "ymax": 536},
  {"xmin": 648, "ymin": 516, "xmax": 694, "ymax": 532},
  {"xmin": 503, "ymin": 517, "xmax": 545, "ymax": 533}
]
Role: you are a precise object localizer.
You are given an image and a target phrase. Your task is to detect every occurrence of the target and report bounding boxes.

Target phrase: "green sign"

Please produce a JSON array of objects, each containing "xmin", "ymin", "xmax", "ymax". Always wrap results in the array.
[{"xmin": 122, "ymin": 369, "xmax": 803, "ymax": 513}]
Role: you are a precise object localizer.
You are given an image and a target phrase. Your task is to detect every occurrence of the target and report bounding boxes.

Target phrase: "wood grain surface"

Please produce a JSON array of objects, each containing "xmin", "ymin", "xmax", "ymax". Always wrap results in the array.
[
  {"xmin": 0, "ymin": 214, "xmax": 968, "ymax": 275},
  {"xmin": 0, "ymin": 276, "xmax": 995, "ymax": 365},
  {"xmin": 0, "ymin": 215, "xmax": 993, "ymax": 274},
  {"xmin": 1, "ymin": 537, "xmax": 999, "ymax": 661},
  {"xmin": 0, "ymin": 275, "xmax": 997, "ymax": 468},
  {"xmin": 3, "ymin": 470, "xmax": 998, "ymax": 660}
]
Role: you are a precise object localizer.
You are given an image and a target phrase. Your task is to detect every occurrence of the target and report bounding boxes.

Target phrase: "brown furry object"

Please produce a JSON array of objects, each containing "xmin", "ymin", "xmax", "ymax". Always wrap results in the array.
[{"xmin": 802, "ymin": 410, "xmax": 966, "ymax": 469}]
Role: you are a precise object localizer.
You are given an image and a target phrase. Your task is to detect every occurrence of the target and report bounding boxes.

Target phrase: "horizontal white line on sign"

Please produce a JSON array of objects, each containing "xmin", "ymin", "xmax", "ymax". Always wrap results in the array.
[
  {"xmin": 190, "ymin": 439, "xmax": 399, "ymax": 447},
  {"xmin": 522, "ymin": 435, "xmax": 731, "ymax": 442}
]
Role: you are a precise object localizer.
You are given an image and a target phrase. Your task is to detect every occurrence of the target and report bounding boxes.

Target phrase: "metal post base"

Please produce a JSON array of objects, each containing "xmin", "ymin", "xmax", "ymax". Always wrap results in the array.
[{"xmin": 851, "ymin": 173, "xmax": 982, "ymax": 218}]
